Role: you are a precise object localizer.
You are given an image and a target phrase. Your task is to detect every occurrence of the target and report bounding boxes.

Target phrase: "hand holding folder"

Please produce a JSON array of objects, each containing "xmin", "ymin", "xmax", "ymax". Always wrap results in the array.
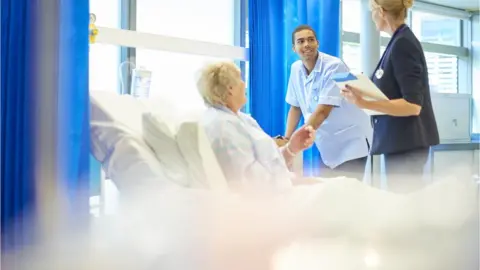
[{"xmin": 331, "ymin": 72, "xmax": 388, "ymax": 116}]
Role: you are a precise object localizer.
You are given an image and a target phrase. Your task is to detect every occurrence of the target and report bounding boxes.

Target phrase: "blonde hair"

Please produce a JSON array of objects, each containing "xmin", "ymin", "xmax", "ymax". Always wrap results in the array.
[
  {"xmin": 370, "ymin": 0, "xmax": 413, "ymax": 19},
  {"xmin": 196, "ymin": 61, "xmax": 242, "ymax": 106}
]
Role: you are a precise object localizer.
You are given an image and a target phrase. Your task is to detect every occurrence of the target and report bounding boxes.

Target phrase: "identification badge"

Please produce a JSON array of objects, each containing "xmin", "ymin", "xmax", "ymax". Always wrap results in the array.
[{"xmin": 375, "ymin": 69, "xmax": 384, "ymax": 79}]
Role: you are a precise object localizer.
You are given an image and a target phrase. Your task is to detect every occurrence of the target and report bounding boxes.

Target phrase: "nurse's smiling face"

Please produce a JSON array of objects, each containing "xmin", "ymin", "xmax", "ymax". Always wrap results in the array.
[{"xmin": 293, "ymin": 29, "xmax": 319, "ymax": 61}]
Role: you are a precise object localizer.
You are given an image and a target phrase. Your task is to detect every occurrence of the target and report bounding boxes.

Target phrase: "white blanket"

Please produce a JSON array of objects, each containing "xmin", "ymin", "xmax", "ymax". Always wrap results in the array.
[{"xmin": 5, "ymin": 177, "xmax": 478, "ymax": 270}]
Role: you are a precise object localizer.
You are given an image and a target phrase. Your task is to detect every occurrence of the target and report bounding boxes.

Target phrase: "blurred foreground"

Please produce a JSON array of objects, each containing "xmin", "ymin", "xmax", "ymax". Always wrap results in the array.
[{"xmin": 3, "ymin": 177, "xmax": 478, "ymax": 270}]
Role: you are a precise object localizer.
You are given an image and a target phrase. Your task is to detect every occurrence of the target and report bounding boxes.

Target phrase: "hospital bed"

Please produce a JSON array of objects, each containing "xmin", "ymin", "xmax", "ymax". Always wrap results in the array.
[
  {"xmin": 89, "ymin": 90, "xmax": 479, "ymax": 270},
  {"xmin": 90, "ymin": 91, "xmax": 303, "ymax": 195}
]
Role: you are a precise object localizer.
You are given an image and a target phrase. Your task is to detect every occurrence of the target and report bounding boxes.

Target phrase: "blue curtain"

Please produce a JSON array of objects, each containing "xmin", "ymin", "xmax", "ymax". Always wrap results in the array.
[
  {"xmin": 57, "ymin": 0, "xmax": 91, "ymax": 221},
  {"xmin": 248, "ymin": 0, "xmax": 341, "ymax": 176},
  {"xmin": 1, "ymin": 0, "xmax": 90, "ymax": 251},
  {"xmin": 1, "ymin": 0, "xmax": 37, "ymax": 250}
]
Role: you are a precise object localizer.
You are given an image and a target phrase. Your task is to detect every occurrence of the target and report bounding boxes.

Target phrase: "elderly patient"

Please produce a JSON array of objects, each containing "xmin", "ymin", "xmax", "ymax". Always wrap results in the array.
[{"xmin": 197, "ymin": 61, "xmax": 318, "ymax": 190}]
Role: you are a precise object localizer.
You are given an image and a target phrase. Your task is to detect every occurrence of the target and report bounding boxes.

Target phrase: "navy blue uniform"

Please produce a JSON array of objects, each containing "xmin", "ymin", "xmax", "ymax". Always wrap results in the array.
[
  {"xmin": 370, "ymin": 25, "xmax": 439, "ymax": 155},
  {"xmin": 370, "ymin": 25, "xmax": 439, "ymax": 191}
]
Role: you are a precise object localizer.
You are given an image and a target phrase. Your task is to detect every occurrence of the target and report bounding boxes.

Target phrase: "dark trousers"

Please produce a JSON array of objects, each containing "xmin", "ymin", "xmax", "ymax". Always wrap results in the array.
[
  {"xmin": 381, "ymin": 147, "xmax": 432, "ymax": 193},
  {"xmin": 318, "ymin": 139, "xmax": 369, "ymax": 180},
  {"xmin": 319, "ymin": 156, "xmax": 368, "ymax": 180}
]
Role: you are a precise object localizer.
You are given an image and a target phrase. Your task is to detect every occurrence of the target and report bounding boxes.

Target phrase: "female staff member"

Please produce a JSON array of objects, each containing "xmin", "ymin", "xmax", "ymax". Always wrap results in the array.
[{"xmin": 341, "ymin": 0, "xmax": 439, "ymax": 192}]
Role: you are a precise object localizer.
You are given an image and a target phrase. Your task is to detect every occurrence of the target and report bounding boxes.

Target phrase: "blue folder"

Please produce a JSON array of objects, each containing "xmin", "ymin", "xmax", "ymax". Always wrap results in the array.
[{"xmin": 331, "ymin": 72, "xmax": 358, "ymax": 83}]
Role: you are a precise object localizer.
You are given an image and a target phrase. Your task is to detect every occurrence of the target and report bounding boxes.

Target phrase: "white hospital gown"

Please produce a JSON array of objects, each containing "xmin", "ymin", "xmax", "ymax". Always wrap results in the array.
[{"xmin": 201, "ymin": 105, "xmax": 293, "ymax": 190}]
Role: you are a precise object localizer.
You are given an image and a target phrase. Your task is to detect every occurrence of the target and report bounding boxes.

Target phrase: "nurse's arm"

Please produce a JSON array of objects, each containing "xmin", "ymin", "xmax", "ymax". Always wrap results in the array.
[
  {"xmin": 306, "ymin": 104, "xmax": 334, "ymax": 130},
  {"xmin": 361, "ymin": 99, "xmax": 421, "ymax": 117},
  {"xmin": 285, "ymin": 106, "xmax": 301, "ymax": 138}
]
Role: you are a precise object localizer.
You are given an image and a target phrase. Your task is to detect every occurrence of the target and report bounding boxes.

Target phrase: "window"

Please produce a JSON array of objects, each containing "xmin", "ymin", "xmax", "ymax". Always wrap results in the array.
[
  {"xmin": 89, "ymin": 0, "xmax": 121, "ymax": 93},
  {"xmin": 341, "ymin": 0, "xmax": 394, "ymax": 37},
  {"xmin": 381, "ymin": 47, "xmax": 458, "ymax": 93},
  {"xmin": 342, "ymin": 0, "xmax": 361, "ymax": 33},
  {"xmin": 243, "ymin": 60, "xmax": 250, "ymax": 113},
  {"xmin": 89, "ymin": 44, "xmax": 121, "ymax": 92},
  {"xmin": 411, "ymin": 11, "xmax": 461, "ymax": 46},
  {"xmin": 135, "ymin": 0, "xmax": 248, "ymax": 109},
  {"xmin": 425, "ymin": 52, "xmax": 458, "ymax": 93},
  {"xmin": 342, "ymin": 42, "xmax": 361, "ymax": 74},
  {"xmin": 90, "ymin": 0, "xmax": 120, "ymax": 28},
  {"xmin": 136, "ymin": 50, "xmax": 249, "ymax": 111},
  {"xmin": 136, "ymin": 0, "xmax": 236, "ymax": 46},
  {"xmin": 344, "ymin": 45, "xmax": 458, "ymax": 94}
]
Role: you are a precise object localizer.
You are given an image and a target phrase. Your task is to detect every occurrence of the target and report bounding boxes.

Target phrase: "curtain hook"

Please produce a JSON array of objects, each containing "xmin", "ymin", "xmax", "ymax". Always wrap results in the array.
[{"xmin": 89, "ymin": 13, "xmax": 98, "ymax": 44}]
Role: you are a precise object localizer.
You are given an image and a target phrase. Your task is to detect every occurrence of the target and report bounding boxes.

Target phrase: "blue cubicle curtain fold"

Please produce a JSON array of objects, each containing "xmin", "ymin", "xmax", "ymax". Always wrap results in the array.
[
  {"xmin": 248, "ymin": 0, "xmax": 285, "ymax": 135},
  {"xmin": 57, "ymin": 0, "xmax": 91, "ymax": 224},
  {"xmin": 248, "ymin": 0, "xmax": 341, "ymax": 176},
  {"xmin": 1, "ymin": 0, "xmax": 91, "ymax": 251},
  {"xmin": 1, "ymin": 0, "xmax": 37, "ymax": 250}
]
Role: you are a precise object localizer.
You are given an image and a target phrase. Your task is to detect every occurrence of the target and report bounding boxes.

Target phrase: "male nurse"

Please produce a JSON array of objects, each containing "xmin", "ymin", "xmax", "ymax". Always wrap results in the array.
[{"xmin": 284, "ymin": 24, "xmax": 373, "ymax": 180}]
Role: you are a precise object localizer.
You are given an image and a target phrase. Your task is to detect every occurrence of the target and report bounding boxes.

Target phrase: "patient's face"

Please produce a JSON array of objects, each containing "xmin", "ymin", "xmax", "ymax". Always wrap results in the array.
[
  {"xmin": 227, "ymin": 74, "xmax": 246, "ymax": 112},
  {"xmin": 235, "ymin": 78, "xmax": 247, "ymax": 108},
  {"xmin": 293, "ymin": 30, "xmax": 319, "ymax": 61}
]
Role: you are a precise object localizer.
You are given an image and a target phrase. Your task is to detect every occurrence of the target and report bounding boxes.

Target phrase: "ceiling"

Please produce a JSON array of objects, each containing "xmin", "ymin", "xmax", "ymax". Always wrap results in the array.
[{"xmin": 421, "ymin": 0, "xmax": 479, "ymax": 11}]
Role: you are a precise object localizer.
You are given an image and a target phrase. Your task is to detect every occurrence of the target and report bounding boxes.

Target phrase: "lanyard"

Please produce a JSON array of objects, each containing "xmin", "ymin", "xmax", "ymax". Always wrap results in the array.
[{"xmin": 378, "ymin": 24, "xmax": 408, "ymax": 70}]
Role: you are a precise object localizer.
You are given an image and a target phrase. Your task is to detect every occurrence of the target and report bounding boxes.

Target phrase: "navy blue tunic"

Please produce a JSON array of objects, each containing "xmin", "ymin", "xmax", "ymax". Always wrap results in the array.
[{"xmin": 370, "ymin": 25, "xmax": 439, "ymax": 155}]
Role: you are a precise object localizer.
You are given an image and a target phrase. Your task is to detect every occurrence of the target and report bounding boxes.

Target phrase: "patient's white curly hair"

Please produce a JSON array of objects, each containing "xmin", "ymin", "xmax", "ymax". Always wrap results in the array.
[{"xmin": 196, "ymin": 61, "xmax": 242, "ymax": 106}]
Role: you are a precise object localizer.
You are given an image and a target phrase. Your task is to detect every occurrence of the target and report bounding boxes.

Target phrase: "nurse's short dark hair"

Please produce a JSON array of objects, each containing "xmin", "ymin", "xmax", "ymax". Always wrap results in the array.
[{"xmin": 292, "ymin": 25, "xmax": 318, "ymax": 44}]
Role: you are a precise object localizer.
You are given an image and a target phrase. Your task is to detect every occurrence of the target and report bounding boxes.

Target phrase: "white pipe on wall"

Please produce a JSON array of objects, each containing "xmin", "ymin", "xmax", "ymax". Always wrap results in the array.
[{"xmin": 95, "ymin": 27, "xmax": 249, "ymax": 61}]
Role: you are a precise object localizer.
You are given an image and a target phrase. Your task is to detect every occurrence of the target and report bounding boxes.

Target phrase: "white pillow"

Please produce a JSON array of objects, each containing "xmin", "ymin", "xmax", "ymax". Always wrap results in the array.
[
  {"xmin": 141, "ymin": 112, "xmax": 194, "ymax": 188},
  {"xmin": 176, "ymin": 122, "xmax": 228, "ymax": 191},
  {"xmin": 142, "ymin": 112, "xmax": 228, "ymax": 191},
  {"xmin": 90, "ymin": 92, "xmax": 173, "ymax": 191}
]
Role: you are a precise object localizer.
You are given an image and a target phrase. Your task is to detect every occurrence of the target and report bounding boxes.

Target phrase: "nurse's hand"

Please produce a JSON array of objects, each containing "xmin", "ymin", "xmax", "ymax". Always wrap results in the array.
[
  {"xmin": 341, "ymin": 84, "xmax": 366, "ymax": 108},
  {"xmin": 288, "ymin": 125, "xmax": 315, "ymax": 153}
]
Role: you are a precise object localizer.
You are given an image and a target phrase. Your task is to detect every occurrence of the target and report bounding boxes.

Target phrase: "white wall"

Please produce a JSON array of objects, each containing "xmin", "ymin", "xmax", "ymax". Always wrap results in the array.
[{"xmin": 472, "ymin": 14, "xmax": 480, "ymax": 134}]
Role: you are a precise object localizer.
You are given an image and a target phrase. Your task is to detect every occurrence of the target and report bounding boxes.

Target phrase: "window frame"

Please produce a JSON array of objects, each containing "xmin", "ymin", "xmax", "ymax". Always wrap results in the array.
[
  {"xmin": 472, "ymin": 13, "xmax": 480, "ymax": 135},
  {"xmin": 119, "ymin": 0, "xmax": 136, "ymax": 95},
  {"xmin": 410, "ymin": 10, "xmax": 463, "ymax": 47},
  {"xmin": 95, "ymin": 0, "xmax": 249, "ymax": 96},
  {"xmin": 340, "ymin": 0, "xmax": 473, "ymax": 95}
]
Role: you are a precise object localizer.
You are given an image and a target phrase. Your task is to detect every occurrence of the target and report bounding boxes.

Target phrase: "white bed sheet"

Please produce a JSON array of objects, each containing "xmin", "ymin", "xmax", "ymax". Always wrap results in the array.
[{"xmin": 7, "ymin": 177, "xmax": 477, "ymax": 270}]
